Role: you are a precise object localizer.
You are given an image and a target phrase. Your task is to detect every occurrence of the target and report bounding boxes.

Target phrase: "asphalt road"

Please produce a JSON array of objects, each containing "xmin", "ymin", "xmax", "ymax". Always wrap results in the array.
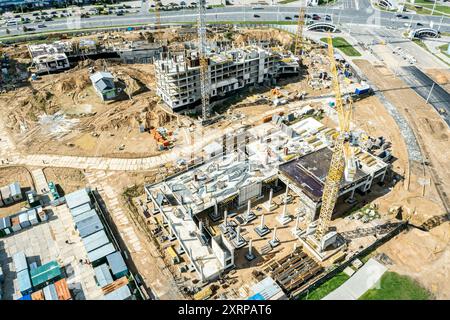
[
  {"xmin": 400, "ymin": 66, "xmax": 450, "ymax": 126},
  {"xmin": 1, "ymin": 0, "xmax": 449, "ymax": 37}
]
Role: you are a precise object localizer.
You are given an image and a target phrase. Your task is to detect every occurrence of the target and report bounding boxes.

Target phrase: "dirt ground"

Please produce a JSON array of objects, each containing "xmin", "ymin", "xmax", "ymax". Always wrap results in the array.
[
  {"xmin": 354, "ymin": 59, "xmax": 450, "ymax": 299},
  {"xmin": 0, "ymin": 166, "xmax": 34, "ymax": 217},
  {"xmin": 43, "ymin": 167, "xmax": 87, "ymax": 195},
  {"xmin": 0, "ymin": 60, "xmax": 180, "ymax": 158},
  {"xmin": 424, "ymin": 68, "xmax": 450, "ymax": 92}
]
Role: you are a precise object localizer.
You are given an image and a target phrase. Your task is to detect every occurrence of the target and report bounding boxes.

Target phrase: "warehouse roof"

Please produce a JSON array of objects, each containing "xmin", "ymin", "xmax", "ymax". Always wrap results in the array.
[
  {"xmin": 70, "ymin": 202, "xmax": 92, "ymax": 217},
  {"xmin": 13, "ymin": 251, "xmax": 28, "ymax": 273},
  {"xmin": 65, "ymin": 188, "xmax": 91, "ymax": 209},
  {"xmin": 82, "ymin": 229, "xmax": 110, "ymax": 253},
  {"xmin": 103, "ymin": 284, "xmax": 132, "ymax": 300},
  {"xmin": 30, "ymin": 260, "xmax": 62, "ymax": 287},
  {"xmin": 76, "ymin": 214, "xmax": 104, "ymax": 238},
  {"xmin": 94, "ymin": 263, "xmax": 114, "ymax": 288},
  {"xmin": 106, "ymin": 251, "xmax": 127, "ymax": 276},
  {"xmin": 87, "ymin": 243, "xmax": 116, "ymax": 263}
]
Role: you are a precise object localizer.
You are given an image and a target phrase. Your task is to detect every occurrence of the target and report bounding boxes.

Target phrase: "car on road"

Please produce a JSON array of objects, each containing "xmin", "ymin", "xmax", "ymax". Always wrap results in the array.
[
  {"xmin": 37, "ymin": 23, "xmax": 46, "ymax": 28},
  {"xmin": 254, "ymin": 14, "xmax": 260, "ymax": 18},
  {"xmin": 285, "ymin": 16, "xmax": 292, "ymax": 20},
  {"xmin": 312, "ymin": 14, "xmax": 320, "ymax": 20},
  {"xmin": 416, "ymin": 22, "xmax": 423, "ymax": 26},
  {"xmin": 44, "ymin": 17, "xmax": 53, "ymax": 21},
  {"xmin": 294, "ymin": 14, "xmax": 299, "ymax": 18},
  {"xmin": 32, "ymin": 13, "xmax": 39, "ymax": 16},
  {"xmin": 305, "ymin": 14, "xmax": 311, "ymax": 19},
  {"xmin": 396, "ymin": 14, "xmax": 402, "ymax": 18},
  {"xmin": 325, "ymin": 15, "xmax": 332, "ymax": 21}
]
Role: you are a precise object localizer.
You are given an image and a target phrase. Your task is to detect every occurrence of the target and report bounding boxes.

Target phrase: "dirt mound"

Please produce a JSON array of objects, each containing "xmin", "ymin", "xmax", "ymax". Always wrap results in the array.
[{"xmin": 234, "ymin": 28, "xmax": 293, "ymax": 48}]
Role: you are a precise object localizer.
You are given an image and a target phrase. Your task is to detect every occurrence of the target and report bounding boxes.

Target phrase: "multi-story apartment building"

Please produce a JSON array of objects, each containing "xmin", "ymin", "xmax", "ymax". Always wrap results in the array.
[{"xmin": 155, "ymin": 46, "xmax": 299, "ymax": 112}]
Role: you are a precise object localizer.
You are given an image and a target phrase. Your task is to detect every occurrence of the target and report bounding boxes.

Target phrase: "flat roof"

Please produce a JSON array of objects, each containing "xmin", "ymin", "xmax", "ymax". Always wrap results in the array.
[
  {"xmin": 87, "ymin": 243, "xmax": 116, "ymax": 263},
  {"xmin": 65, "ymin": 188, "xmax": 91, "ymax": 210},
  {"xmin": 76, "ymin": 215, "xmax": 104, "ymax": 238}
]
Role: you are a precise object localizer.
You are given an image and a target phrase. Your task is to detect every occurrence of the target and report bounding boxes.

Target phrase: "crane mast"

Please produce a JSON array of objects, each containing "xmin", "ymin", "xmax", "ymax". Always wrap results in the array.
[
  {"xmin": 314, "ymin": 35, "xmax": 352, "ymax": 243},
  {"xmin": 294, "ymin": 6, "xmax": 306, "ymax": 57},
  {"xmin": 197, "ymin": 0, "xmax": 210, "ymax": 122}
]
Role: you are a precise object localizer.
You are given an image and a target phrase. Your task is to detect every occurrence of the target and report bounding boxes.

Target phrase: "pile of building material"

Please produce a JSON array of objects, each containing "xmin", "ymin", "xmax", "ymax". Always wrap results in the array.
[
  {"xmin": 0, "ymin": 181, "xmax": 22, "ymax": 207},
  {"xmin": 263, "ymin": 247, "xmax": 323, "ymax": 295}
]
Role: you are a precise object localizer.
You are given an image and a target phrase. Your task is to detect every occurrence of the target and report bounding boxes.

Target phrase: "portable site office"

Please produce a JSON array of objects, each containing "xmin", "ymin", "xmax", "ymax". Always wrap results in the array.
[
  {"xmin": 76, "ymin": 214, "xmax": 104, "ymax": 238},
  {"xmin": 65, "ymin": 188, "xmax": 91, "ymax": 210},
  {"xmin": 30, "ymin": 260, "xmax": 62, "ymax": 288}
]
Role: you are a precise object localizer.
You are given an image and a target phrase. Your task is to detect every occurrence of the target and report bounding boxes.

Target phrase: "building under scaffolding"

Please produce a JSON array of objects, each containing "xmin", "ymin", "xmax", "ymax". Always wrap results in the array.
[{"xmin": 154, "ymin": 45, "xmax": 300, "ymax": 112}]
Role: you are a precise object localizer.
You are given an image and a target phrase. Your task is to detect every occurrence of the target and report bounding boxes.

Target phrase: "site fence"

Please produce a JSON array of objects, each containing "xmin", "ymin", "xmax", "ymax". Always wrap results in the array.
[{"xmin": 291, "ymin": 221, "xmax": 408, "ymax": 299}]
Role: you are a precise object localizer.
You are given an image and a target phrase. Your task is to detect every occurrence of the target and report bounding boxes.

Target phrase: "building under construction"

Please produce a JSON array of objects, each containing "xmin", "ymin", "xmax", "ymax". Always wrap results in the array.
[
  {"xmin": 144, "ymin": 114, "xmax": 389, "ymax": 282},
  {"xmin": 154, "ymin": 45, "xmax": 300, "ymax": 112}
]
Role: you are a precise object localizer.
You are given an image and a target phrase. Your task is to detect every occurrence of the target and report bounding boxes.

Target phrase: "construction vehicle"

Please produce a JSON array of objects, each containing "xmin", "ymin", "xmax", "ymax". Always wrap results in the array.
[
  {"xmin": 150, "ymin": 127, "xmax": 174, "ymax": 150},
  {"xmin": 313, "ymin": 34, "xmax": 354, "ymax": 251}
]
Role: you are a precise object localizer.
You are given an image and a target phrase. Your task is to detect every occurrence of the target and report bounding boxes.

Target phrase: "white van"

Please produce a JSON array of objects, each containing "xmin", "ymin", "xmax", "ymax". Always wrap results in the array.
[{"xmin": 6, "ymin": 20, "xmax": 18, "ymax": 27}]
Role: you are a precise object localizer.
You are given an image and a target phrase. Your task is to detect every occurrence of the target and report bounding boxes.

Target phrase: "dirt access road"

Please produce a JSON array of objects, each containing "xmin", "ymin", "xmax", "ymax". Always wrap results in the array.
[{"xmin": 354, "ymin": 59, "xmax": 450, "ymax": 299}]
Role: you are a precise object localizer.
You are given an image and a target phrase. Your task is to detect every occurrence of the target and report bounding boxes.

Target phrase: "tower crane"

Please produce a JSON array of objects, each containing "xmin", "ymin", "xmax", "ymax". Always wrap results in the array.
[
  {"xmin": 294, "ymin": 6, "xmax": 306, "ymax": 57},
  {"xmin": 314, "ymin": 34, "xmax": 354, "ymax": 249},
  {"xmin": 197, "ymin": 0, "xmax": 210, "ymax": 122}
]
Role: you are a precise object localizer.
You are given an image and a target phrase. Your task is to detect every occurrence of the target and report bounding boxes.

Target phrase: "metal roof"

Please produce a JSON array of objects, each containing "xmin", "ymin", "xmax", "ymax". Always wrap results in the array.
[
  {"xmin": 103, "ymin": 284, "xmax": 132, "ymax": 300},
  {"xmin": 94, "ymin": 263, "xmax": 114, "ymax": 288},
  {"xmin": 82, "ymin": 229, "xmax": 110, "ymax": 252},
  {"xmin": 106, "ymin": 251, "xmax": 127, "ymax": 276},
  {"xmin": 0, "ymin": 217, "xmax": 11, "ymax": 229},
  {"xmin": 73, "ymin": 208, "xmax": 98, "ymax": 225},
  {"xmin": 8, "ymin": 182, "xmax": 21, "ymax": 197},
  {"xmin": 0, "ymin": 185, "xmax": 11, "ymax": 199},
  {"xmin": 9, "ymin": 182, "xmax": 21, "ymax": 197},
  {"xmin": 17, "ymin": 269, "xmax": 32, "ymax": 294},
  {"xmin": 76, "ymin": 214, "xmax": 104, "ymax": 238},
  {"xmin": 70, "ymin": 202, "xmax": 92, "ymax": 217},
  {"xmin": 65, "ymin": 188, "xmax": 91, "ymax": 209},
  {"xmin": 87, "ymin": 243, "xmax": 116, "ymax": 263},
  {"xmin": 95, "ymin": 78, "xmax": 115, "ymax": 92},
  {"xmin": 13, "ymin": 251, "xmax": 28, "ymax": 273},
  {"xmin": 43, "ymin": 283, "xmax": 58, "ymax": 300},
  {"xmin": 30, "ymin": 261, "xmax": 62, "ymax": 287},
  {"xmin": 90, "ymin": 71, "xmax": 114, "ymax": 84},
  {"xmin": 250, "ymin": 277, "xmax": 283, "ymax": 300}
]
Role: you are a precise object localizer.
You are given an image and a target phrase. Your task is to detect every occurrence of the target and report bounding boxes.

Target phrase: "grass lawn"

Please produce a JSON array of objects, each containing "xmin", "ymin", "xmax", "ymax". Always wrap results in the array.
[
  {"xmin": 359, "ymin": 272, "xmax": 433, "ymax": 300},
  {"xmin": 320, "ymin": 37, "xmax": 362, "ymax": 57},
  {"xmin": 300, "ymin": 271, "xmax": 350, "ymax": 300},
  {"xmin": 439, "ymin": 43, "xmax": 449, "ymax": 58}
]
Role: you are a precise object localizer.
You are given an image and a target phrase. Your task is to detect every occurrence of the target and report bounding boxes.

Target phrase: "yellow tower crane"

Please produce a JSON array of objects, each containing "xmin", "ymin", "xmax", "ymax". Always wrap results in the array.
[
  {"xmin": 314, "ymin": 34, "xmax": 353, "ymax": 247},
  {"xmin": 294, "ymin": 6, "xmax": 306, "ymax": 57}
]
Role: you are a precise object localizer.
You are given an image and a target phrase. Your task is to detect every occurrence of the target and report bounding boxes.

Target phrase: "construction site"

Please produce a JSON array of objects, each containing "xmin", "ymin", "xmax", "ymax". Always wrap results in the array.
[{"xmin": 0, "ymin": 1, "xmax": 449, "ymax": 302}]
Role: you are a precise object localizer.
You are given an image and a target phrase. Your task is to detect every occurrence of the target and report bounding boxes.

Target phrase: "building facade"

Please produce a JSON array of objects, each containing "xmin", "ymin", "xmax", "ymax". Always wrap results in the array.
[{"xmin": 155, "ymin": 46, "xmax": 299, "ymax": 112}]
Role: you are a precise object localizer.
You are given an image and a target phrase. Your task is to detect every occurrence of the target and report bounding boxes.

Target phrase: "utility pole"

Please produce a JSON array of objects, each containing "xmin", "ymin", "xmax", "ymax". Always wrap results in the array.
[
  {"xmin": 426, "ymin": 82, "xmax": 435, "ymax": 104},
  {"xmin": 431, "ymin": 0, "xmax": 437, "ymax": 15}
]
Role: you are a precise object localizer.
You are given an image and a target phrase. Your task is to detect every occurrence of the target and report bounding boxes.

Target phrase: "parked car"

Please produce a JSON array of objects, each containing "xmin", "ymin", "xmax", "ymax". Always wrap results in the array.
[
  {"xmin": 325, "ymin": 15, "xmax": 332, "ymax": 21},
  {"xmin": 402, "ymin": 16, "xmax": 409, "ymax": 19},
  {"xmin": 254, "ymin": 14, "xmax": 260, "ymax": 18},
  {"xmin": 312, "ymin": 14, "xmax": 320, "ymax": 20},
  {"xmin": 285, "ymin": 16, "xmax": 292, "ymax": 20},
  {"xmin": 37, "ymin": 23, "xmax": 46, "ymax": 28}
]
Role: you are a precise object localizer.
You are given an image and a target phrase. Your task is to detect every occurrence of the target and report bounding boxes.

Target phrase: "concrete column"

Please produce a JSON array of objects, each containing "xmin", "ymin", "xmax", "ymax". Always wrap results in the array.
[
  {"xmin": 283, "ymin": 202, "xmax": 288, "ymax": 218},
  {"xmin": 247, "ymin": 199, "xmax": 251, "ymax": 218},
  {"xmin": 272, "ymin": 227, "xmax": 277, "ymax": 242},
  {"xmin": 224, "ymin": 210, "xmax": 228, "ymax": 226},
  {"xmin": 236, "ymin": 225, "xmax": 241, "ymax": 240},
  {"xmin": 260, "ymin": 214, "xmax": 265, "ymax": 229},
  {"xmin": 214, "ymin": 199, "xmax": 218, "ymax": 217},
  {"xmin": 293, "ymin": 243, "xmax": 297, "ymax": 253},
  {"xmin": 248, "ymin": 239, "xmax": 253, "ymax": 256},
  {"xmin": 284, "ymin": 184, "xmax": 289, "ymax": 203},
  {"xmin": 295, "ymin": 214, "xmax": 300, "ymax": 231},
  {"xmin": 350, "ymin": 188, "xmax": 356, "ymax": 199},
  {"xmin": 381, "ymin": 169, "xmax": 387, "ymax": 182},
  {"xmin": 199, "ymin": 220, "xmax": 203, "ymax": 236},
  {"xmin": 268, "ymin": 189, "xmax": 273, "ymax": 207}
]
